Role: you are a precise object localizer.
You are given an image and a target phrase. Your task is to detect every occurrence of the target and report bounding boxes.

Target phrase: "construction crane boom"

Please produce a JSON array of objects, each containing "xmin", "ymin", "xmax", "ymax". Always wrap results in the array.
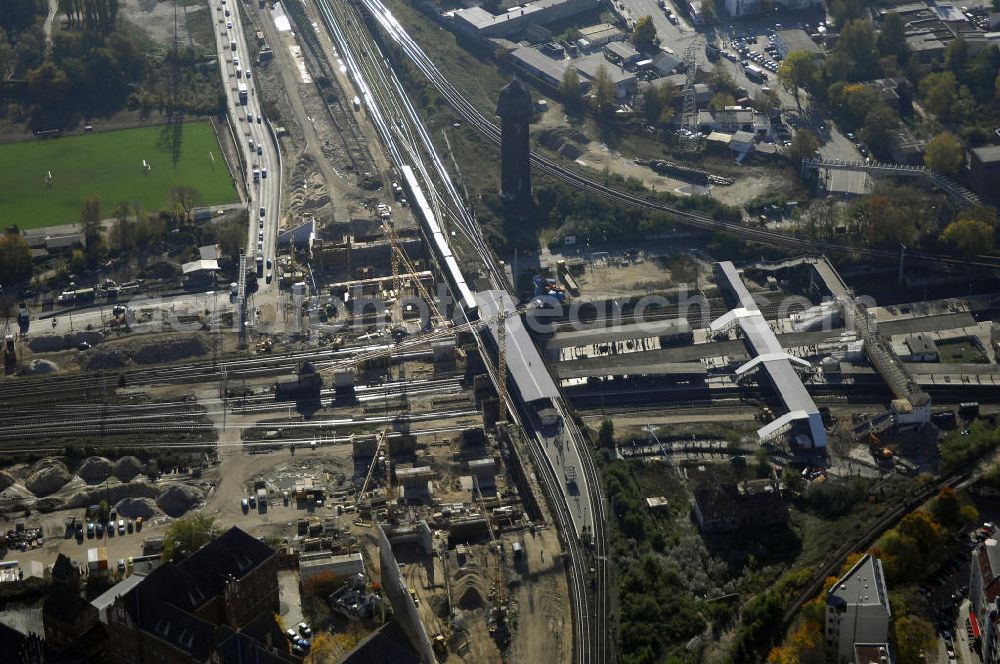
[{"xmin": 356, "ymin": 429, "xmax": 389, "ymax": 507}]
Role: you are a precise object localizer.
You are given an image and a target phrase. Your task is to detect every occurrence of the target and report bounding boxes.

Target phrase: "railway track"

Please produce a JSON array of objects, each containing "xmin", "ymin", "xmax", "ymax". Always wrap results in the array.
[
  {"xmin": 313, "ymin": 1, "xmax": 609, "ymax": 660},
  {"xmin": 357, "ymin": 0, "xmax": 1000, "ymax": 276}
]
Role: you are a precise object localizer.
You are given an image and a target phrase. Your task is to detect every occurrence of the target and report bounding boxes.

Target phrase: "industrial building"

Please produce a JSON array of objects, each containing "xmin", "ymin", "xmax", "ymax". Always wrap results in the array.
[
  {"xmin": 450, "ymin": 0, "xmax": 601, "ymax": 39},
  {"xmin": 299, "ymin": 552, "xmax": 365, "ymax": 588},
  {"xmin": 826, "ymin": 554, "xmax": 891, "ymax": 664},
  {"xmin": 723, "ymin": 0, "xmax": 821, "ymax": 18},
  {"xmin": 774, "ymin": 29, "xmax": 823, "ymax": 58},
  {"xmin": 696, "ymin": 108, "xmax": 771, "ymax": 139},
  {"xmin": 970, "ymin": 145, "xmax": 1000, "ymax": 198},
  {"xmin": 576, "ymin": 23, "xmax": 624, "ymax": 50},
  {"xmin": 508, "ymin": 46, "xmax": 567, "ymax": 88},
  {"xmin": 691, "ymin": 477, "xmax": 789, "ymax": 532}
]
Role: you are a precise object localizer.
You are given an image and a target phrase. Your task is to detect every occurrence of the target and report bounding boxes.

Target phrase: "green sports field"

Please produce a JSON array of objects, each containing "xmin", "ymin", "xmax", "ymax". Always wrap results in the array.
[{"xmin": 0, "ymin": 121, "xmax": 237, "ymax": 230}]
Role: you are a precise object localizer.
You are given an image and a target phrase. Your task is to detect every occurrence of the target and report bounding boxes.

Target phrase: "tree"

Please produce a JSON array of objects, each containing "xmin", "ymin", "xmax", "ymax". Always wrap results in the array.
[
  {"xmin": 924, "ymin": 132, "xmax": 964, "ymax": 174},
  {"xmin": 789, "ymin": 129, "xmax": 819, "ymax": 161},
  {"xmin": 931, "ymin": 487, "xmax": 961, "ymax": 527},
  {"xmin": 858, "ymin": 194, "xmax": 919, "ymax": 248},
  {"xmin": 878, "ymin": 12, "xmax": 908, "ymax": 63},
  {"xmin": 777, "ymin": 51, "xmax": 818, "ymax": 113},
  {"xmin": 956, "ymin": 205, "xmax": 998, "ymax": 227},
  {"xmin": 0, "ymin": 27, "xmax": 12, "ymax": 80},
  {"xmin": 919, "ymin": 71, "xmax": 957, "ymax": 119},
  {"xmin": 710, "ymin": 62, "xmax": 738, "ymax": 97},
  {"xmin": 835, "ymin": 20, "xmax": 881, "ymax": 81},
  {"xmin": 940, "ymin": 219, "xmax": 995, "ymax": 255},
  {"xmin": 597, "ymin": 419, "xmax": 615, "ymax": 448},
  {"xmin": 27, "ymin": 61, "xmax": 70, "ymax": 107},
  {"xmin": 591, "ymin": 65, "xmax": 617, "ymax": 122},
  {"xmin": 560, "ymin": 67, "xmax": 582, "ymax": 112},
  {"xmin": 754, "ymin": 88, "xmax": 780, "ymax": 116},
  {"xmin": 169, "ymin": 186, "xmax": 200, "ymax": 224},
  {"xmin": 642, "ymin": 82, "xmax": 674, "ymax": 126},
  {"xmin": 162, "ymin": 515, "xmax": 217, "ymax": 562},
  {"xmin": 0, "ymin": 233, "xmax": 32, "ymax": 285},
  {"xmin": 894, "ymin": 616, "xmax": 936, "ymax": 664},
  {"xmin": 859, "ymin": 103, "xmax": 899, "ymax": 158},
  {"xmin": 709, "ymin": 92, "xmax": 736, "ymax": 110},
  {"xmin": 631, "ymin": 16, "xmax": 657, "ymax": 53}
]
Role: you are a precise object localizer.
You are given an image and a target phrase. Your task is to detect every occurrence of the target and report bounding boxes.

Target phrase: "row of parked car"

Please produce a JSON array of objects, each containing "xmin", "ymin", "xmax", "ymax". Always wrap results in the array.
[
  {"xmin": 78, "ymin": 513, "xmax": 142, "ymax": 541},
  {"xmin": 286, "ymin": 622, "xmax": 312, "ymax": 656}
]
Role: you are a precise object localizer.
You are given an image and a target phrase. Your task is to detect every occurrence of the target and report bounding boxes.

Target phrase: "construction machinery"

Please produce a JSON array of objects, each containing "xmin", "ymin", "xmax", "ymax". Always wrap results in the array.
[
  {"xmin": 373, "ymin": 202, "xmax": 446, "ymax": 330},
  {"xmin": 474, "ymin": 475, "xmax": 510, "ymax": 648},
  {"xmin": 356, "ymin": 428, "xmax": 390, "ymax": 511}
]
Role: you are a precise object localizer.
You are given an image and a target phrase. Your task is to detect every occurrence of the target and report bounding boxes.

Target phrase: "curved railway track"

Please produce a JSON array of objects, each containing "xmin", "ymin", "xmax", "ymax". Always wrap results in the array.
[{"xmin": 359, "ymin": 2, "xmax": 1000, "ymax": 275}]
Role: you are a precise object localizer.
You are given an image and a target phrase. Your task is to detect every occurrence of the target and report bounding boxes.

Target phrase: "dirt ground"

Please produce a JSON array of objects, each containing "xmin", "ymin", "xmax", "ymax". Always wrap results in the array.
[
  {"xmin": 570, "ymin": 253, "xmax": 711, "ymax": 301},
  {"xmin": 531, "ymin": 105, "xmax": 789, "ymax": 206},
  {"xmin": 119, "ymin": 0, "xmax": 211, "ymax": 49}
]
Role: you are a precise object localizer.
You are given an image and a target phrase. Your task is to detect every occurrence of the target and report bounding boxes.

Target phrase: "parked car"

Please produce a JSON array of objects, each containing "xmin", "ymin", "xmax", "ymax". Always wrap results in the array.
[
  {"xmin": 127, "ymin": 518, "xmax": 134, "ymax": 533},
  {"xmin": 118, "ymin": 519, "xmax": 126, "ymax": 535},
  {"xmin": 135, "ymin": 516, "xmax": 143, "ymax": 531},
  {"xmin": 298, "ymin": 622, "xmax": 311, "ymax": 638},
  {"xmin": 241, "ymin": 498, "xmax": 249, "ymax": 513},
  {"xmin": 96, "ymin": 522, "xmax": 104, "ymax": 537}
]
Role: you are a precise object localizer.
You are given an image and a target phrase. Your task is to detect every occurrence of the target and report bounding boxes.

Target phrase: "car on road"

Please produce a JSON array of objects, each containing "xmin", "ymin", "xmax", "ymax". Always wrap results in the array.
[
  {"xmin": 256, "ymin": 115, "xmax": 261, "ymax": 123},
  {"xmin": 256, "ymin": 145, "xmax": 262, "ymax": 155},
  {"xmin": 226, "ymin": 21, "xmax": 232, "ymax": 29},
  {"xmin": 247, "ymin": 112, "xmax": 253, "ymax": 122},
  {"xmin": 258, "ymin": 232, "xmax": 264, "ymax": 243},
  {"xmin": 261, "ymin": 167, "xmax": 268, "ymax": 178},
  {"xmin": 265, "ymin": 272, "xmax": 272, "ymax": 284},
  {"xmin": 118, "ymin": 559, "xmax": 126, "ymax": 572},
  {"xmin": 266, "ymin": 257, "xmax": 272, "ymax": 269},
  {"xmin": 259, "ymin": 219, "xmax": 264, "ymax": 229},
  {"xmin": 77, "ymin": 341, "xmax": 91, "ymax": 350},
  {"xmin": 259, "ymin": 206, "xmax": 266, "ymax": 218}
]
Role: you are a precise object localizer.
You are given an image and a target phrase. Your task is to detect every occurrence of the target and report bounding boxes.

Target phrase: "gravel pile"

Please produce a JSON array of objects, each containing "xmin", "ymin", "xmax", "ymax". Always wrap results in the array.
[
  {"xmin": 77, "ymin": 456, "xmax": 113, "ymax": 484},
  {"xmin": 0, "ymin": 471, "xmax": 15, "ymax": 493},
  {"xmin": 113, "ymin": 456, "xmax": 145, "ymax": 482},
  {"xmin": 156, "ymin": 485, "xmax": 203, "ymax": 517},
  {"xmin": 25, "ymin": 460, "xmax": 72, "ymax": 497},
  {"xmin": 115, "ymin": 497, "xmax": 158, "ymax": 519}
]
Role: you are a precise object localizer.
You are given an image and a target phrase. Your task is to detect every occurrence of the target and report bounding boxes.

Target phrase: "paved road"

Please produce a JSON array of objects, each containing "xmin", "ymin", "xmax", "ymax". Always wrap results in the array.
[{"xmin": 210, "ymin": 0, "xmax": 282, "ymax": 296}]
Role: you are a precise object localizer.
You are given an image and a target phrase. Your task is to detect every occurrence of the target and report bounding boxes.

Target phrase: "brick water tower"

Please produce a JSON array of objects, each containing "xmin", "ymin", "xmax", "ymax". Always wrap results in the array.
[{"xmin": 496, "ymin": 78, "xmax": 534, "ymax": 212}]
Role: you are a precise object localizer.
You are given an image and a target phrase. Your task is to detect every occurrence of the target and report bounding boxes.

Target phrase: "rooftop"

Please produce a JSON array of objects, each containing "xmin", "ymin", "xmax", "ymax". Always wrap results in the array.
[
  {"xmin": 855, "ymin": 643, "xmax": 893, "ymax": 664},
  {"xmin": 972, "ymin": 145, "xmax": 1000, "ymax": 163},
  {"xmin": 712, "ymin": 262, "xmax": 826, "ymax": 447},
  {"xmin": 546, "ymin": 319, "xmax": 691, "ymax": 350},
  {"xmin": 573, "ymin": 53, "xmax": 636, "ymax": 84},
  {"xmin": 827, "ymin": 553, "xmax": 890, "ymax": 610},
  {"xmin": 776, "ymin": 28, "xmax": 823, "ymax": 54},
  {"xmin": 476, "ymin": 290, "xmax": 561, "ymax": 403},
  {"xmin": 578, "ymin": 23, "xmax": 622, "ymax": 40},
  {"xmin": 509, "ymin": 45, "xmax": 567, "ymax": 83},
  {"xmin": 605, "ymin": 41, "xmax": 639, "ymax": 59}
]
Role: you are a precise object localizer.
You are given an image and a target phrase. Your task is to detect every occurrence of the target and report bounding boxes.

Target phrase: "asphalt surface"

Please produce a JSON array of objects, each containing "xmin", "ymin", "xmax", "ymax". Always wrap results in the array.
[{"xmin": 211, "ymin": 0, "xmax": 282, "ymax": 296}]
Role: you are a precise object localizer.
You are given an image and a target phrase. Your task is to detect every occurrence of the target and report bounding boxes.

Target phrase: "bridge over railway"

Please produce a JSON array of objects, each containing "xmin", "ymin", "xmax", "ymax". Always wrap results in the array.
[{"xmin": 800, "ymin": 157, "xmax": 981, "ymax": 207}]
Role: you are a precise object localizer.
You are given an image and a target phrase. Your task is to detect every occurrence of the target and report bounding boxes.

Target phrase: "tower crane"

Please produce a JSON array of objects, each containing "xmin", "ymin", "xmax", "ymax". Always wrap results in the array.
[{"xmin": 356, "ymin": 428, "xmax": 390, "ymax": 509}]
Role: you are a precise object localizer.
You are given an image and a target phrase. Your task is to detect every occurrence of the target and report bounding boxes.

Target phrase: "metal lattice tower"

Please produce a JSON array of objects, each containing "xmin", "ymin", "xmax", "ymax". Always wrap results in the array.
[
  {"xmin": 681, "ymin": 41, "xmax": 699, "ymax": 150},
  {"xmin": 496, "ymin": 304, "xmax": 508, "ymax": 425},
  {"xmin": 237, "ymin": 251, "xmax": 247, "ymax": 347}
]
